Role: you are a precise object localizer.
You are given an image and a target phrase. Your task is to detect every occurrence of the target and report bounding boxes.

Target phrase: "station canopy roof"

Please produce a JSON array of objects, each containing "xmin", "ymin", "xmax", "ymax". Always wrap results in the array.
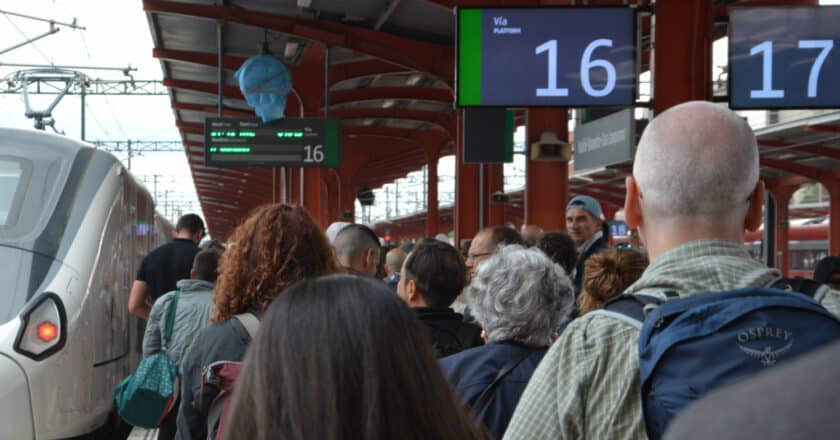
[{"xmin": 144, "ymin": 0, "xmax": 839, "ymax": 238}]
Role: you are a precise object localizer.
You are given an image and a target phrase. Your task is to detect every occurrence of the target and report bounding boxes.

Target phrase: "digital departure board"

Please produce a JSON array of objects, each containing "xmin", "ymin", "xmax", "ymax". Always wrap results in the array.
[
  {"xmin": 204, "ymin": 118, "xmax": 340, "ymax": 167},
  {"xmin": 457, "ymin": 7, "xmax": 636, "ymax": 107},
  {"xmin": 729, "ymin": 7, "xmax": 840, "ymax": 109}
]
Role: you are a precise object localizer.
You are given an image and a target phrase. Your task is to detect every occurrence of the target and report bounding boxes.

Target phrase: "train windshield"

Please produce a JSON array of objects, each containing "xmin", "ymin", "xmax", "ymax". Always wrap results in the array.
[{"xmin": 0, "ymin": 158, "xmax": 27, "ymax": 228}]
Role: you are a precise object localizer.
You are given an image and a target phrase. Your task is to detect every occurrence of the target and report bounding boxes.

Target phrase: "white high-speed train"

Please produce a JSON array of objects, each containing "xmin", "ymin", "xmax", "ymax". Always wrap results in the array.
[{"xmin": 0, "ymin": 128, "xmax": 173, "ymax": 439}]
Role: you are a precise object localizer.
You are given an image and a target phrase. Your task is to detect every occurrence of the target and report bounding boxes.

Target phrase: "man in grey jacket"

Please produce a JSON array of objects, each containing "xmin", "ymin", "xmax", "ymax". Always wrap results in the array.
[{"xmin": 143, "ymin": 249, "xmax": 221, "ymax": 440}]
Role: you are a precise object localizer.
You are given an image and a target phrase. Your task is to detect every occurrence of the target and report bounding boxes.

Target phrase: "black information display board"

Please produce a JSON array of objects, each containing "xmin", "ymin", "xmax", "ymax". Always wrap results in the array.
[
  {"xmin": 457, "ymin": 7, "xmax": 636, "ymax": 107},
  {"xmin": 729, "ymin": 6, "xmax": 840, "ymax": 109},
  {"xmin": 204, "ymin": 118, "xmax": 340, "ymax": 168}
]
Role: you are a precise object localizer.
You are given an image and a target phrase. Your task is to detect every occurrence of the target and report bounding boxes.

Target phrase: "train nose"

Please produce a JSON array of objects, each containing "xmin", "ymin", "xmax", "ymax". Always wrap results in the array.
[{"xmin": 0, "ymin": 354, "xmax": 35, "ymax": 439}]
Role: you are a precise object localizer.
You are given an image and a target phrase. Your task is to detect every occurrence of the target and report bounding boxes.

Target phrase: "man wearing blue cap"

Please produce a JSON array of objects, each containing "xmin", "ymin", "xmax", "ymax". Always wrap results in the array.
[{"xmin": 566, "ymin": 195, "xmax": 609, "ymax": 294}]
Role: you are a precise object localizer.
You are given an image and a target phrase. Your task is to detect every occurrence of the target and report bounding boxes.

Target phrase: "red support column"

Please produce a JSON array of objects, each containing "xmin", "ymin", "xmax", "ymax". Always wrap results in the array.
[
  {"xmin": 824, "ymin": 179, "xmax": 840, "ymax": 256},
  {"xmin": 322, "ymin": 174, "xmax": 337, "ymax": 224},
  {"xmin": 289, "ymin": 168, "xmax": 301, "ymax": 205},
  {"xmin": 526, "ymin": 108, "xmax": 568, "ymax": 231},
  {"xmin": 602, "ymin": 203, "xmax": 620, "ymax": 222},
  {"xmin": 426, "ymin": 147, "xmax": 440, "ymax": 238},
  {"xmin": 484, "ymin": 164, "xmax": 505, "ymax": 227},
  {"xmin": 652, "ymin": 0, "xmax": 713, "ymax": 114},
  {"xmin": 455, "ymin": 111, "xmax": 480, "ymax": 246},
  {"xmin": 767, "ymin": 182, "xmax": 798, "ymax": 276},
  {"xmin": 339, "ymin": 176, "xmax": 356, "ymax": 221},
  {"xmin": 303, "ymin": 168, "xmax": 324, "ymax": 227}
]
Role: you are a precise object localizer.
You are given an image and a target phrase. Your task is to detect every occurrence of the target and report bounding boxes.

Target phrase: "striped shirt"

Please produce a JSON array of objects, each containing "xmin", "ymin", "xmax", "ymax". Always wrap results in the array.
[{"xmin": 503, "ymin": 239, "xmax": 840, "ymax": 440}]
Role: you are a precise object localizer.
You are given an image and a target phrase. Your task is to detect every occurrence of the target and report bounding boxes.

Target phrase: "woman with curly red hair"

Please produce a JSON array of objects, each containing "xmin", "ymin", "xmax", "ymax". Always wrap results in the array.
[{"xmin": 176, "ymin": 204, "xmax": 339, "ymax": 439}]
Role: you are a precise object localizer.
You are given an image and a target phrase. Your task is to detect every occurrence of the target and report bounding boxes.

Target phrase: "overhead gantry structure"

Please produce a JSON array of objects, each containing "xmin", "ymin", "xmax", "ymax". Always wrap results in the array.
[{"xmin": 145, "ymin": 0, "xmax": 840, "ymax": 276}]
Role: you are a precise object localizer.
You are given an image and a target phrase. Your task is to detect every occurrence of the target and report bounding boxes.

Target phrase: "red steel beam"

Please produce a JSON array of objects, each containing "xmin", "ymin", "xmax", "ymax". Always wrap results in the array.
[
  {"xmin": 172, "ymin": 101, "xmax": 254, "ymax": 118},
  {"xmin": 154, "ymin": 48, "xmax": 246, "ymax": 70},
  {"xmin": 143, "ymin": 0, "xmax": 454, "ymax": 82},
  {"xmin": 332, "ymin": 108, "xmax": 455, "ymax": 134},
  {"xmin": 569, "ymin": 188, "xmax": 625, "ymax": 207},
  {"xmin": 760, "ymin": 157, "xmax": 828, "ymax": 180},
  {"xmin": 805, "ymin": 124, "xmax": 840, "ymax": 133},
  {"xmin": 331, "ymin": 59, "xmax": 411, "ymax": 84},
  {"xmin": 759, "ymin": 140, "xmax": 840, "ymax": 161},
  {"xmin": 164, "ymin": 78, "xmax": 244, "ymax": 100},
  {"xmin": 331, "ymin": 87, "xmax": 453, "ymax": 106},
  {"xmin": 155, "ymin": 48, "xmax": 404, "ymax": 86}
]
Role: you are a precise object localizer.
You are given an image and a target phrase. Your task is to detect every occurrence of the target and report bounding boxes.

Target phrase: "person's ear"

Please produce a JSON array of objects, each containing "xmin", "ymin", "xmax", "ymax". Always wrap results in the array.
[
  {"xmin": 625, "ymin": 176, "xmax": 643, "ymax": 229},
  {"xmin": 366, "ymin": 248, "xmax": 378, "ymax": 268},
  {"xmin": 744, "ymin": 180, "xmax": 765, "ymax": 232},
  {"xmin": 406, "ymin": 279, "xmax": 418, "ymax": 303}
]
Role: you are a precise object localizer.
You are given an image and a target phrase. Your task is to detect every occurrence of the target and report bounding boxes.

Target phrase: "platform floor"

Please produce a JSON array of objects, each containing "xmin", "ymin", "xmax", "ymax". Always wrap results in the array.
[{"xmin": 128, "ymin": 427, "xmax": 157, "ymax": 439}]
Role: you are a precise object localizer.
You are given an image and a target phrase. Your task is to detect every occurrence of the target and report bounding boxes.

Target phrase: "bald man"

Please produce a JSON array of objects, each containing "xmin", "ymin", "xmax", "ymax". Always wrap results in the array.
[
  {"xmin": 504, "ymin": 102, "xmax": 840, "ymax": 440},
  {"xmin": 383, "ymin": 247, "xmax": 406, "ymax": 290},
  {"xmin": 520, "ymin": 224, "xmax": 544, "ymax": 247}
]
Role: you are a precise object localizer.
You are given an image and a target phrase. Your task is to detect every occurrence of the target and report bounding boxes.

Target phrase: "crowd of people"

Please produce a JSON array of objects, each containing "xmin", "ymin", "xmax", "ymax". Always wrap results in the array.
[{"xmin": 130, "ymin": 101, "xmax": 840, "ymax": 440}]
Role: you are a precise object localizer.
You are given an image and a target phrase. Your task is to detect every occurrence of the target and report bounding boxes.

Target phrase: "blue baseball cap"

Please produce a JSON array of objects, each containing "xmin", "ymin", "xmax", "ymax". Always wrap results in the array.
[{"xmin": 566, "ymin": 195, "xmax": 603, "ymax": 220}]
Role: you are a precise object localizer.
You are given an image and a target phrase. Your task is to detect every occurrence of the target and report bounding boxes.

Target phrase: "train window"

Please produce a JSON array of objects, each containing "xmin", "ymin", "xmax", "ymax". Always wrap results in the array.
[{"xmin": 0, "ymin": 159, "xmax": 26, "ymax": 228}]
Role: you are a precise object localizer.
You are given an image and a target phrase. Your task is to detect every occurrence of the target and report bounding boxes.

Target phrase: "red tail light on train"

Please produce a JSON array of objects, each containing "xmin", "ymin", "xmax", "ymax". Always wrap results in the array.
[{"xmin": 14, "ymin": 293, "xmax": 67, "ymax": 361}]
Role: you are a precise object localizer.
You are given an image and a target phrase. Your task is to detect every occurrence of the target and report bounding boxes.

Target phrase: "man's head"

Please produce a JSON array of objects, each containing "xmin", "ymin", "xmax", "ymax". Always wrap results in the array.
[
  {"xmin": 333, "ymin": 224, "xmax": 381, "ymax": 277},
  {"xmin": 466, "ymin": 226, "xmax": 525, "ymax": 279},
  {"xmin": 384, "ymin": 247, "xmax": 406, "ymax": 277},
  {"xmin": 397, "ymin": 239, "xmax": 467, "ymax": 308},
  {"xmin": 814, "ymin": 256, "xmax": 840, "ymax": 290},
  {"xmin": 624, "ymin": 101, "xmax": 763, "ymax": 260},
  {"xmin": 520, "ymin": 224, "xmax": 544, "ymax": 247},
  {"xmin": 325, "ymin": 221, "xmax": 351, "ymax": 244},
  {"xmin": 566, "ymin": 196, "xmax": 603, "ymax": 247},
  {"xmin": 175, "ymin": 213, "xmax": 206, "ymax": 244},
  {"xmin": 537, "ymin": 231, "xmax": 579, "ymax": 275},
  {"xmin": 191, "ymin": 249, "xmax": 221, "ymax": 283}
]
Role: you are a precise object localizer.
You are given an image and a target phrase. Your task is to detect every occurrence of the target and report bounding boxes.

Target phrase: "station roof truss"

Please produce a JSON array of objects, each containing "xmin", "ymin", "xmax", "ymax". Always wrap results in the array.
[{"xmin": 145, "ymin": 0, "xmax": 838, "ymax": 238}]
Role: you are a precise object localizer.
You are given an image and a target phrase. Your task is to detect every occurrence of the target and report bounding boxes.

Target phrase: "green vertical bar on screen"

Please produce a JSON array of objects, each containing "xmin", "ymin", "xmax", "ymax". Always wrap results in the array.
[
  {"xmin": 325, "ymin": 119, "xmax": 340, "ymax": 167},
  {"xmin": 504, "ymin": 110, "xmax": 514, "ymax": 163},
  {"xmin": 458, "ymin": 9, "xmax": 482, "ymax": 106}
]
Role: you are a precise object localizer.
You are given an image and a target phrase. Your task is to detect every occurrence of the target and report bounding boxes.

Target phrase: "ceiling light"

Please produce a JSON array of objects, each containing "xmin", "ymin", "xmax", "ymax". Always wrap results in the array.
[
  {"xmin": 406, "ymin": 73, "xmax": 424, "ymax": 86},
  {"xmin": 284, "ymin": 41, "xmax": 300, "ymax": 58},
  {"xmin": 297, "ymin": 0, "xmax": 312, "ymax": 7},
  {"xmin": 382, "ymin": 100, "xmax": 395, "ymax": 108}
]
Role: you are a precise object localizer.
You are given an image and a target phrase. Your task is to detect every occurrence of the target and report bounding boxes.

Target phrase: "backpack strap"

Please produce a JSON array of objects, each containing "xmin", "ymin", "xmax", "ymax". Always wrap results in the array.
[
  {"xmin": 233, "ymin": 312, "xmax": 260, "ymax": 339},
  {"xmin": 597, "ymin": 293, "xmax": 670, "ymax": 328},
  {"xmin": 162, "ymin": 290, "xmax": 181, "ymax": 349},
  {"xmin": 769, "ymin": 277, "xmax": 827, "ymax": 299},
  {"xmin": 206, "ymin": 390, "xmax": 225, "ymax": 440},
  {"xmin": 471, "ymin": 345, "xmax": 535, "ymax": 414}
]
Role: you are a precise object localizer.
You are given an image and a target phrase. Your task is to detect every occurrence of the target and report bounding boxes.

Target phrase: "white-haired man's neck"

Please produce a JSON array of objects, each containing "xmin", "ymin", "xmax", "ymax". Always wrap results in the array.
[{"xmin": 639, "ymin": 215, "xmax": 750, "ymax": 262}]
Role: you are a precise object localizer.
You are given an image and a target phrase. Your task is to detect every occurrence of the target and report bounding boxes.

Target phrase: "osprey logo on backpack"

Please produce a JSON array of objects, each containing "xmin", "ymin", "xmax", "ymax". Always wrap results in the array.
[
  {"xmin": 736, "ymin": 327, "xmax": 794, "ymax": 367},
  {"xmin": 599, "ymin": 280, "xmax": 840, "ymax": 440}
]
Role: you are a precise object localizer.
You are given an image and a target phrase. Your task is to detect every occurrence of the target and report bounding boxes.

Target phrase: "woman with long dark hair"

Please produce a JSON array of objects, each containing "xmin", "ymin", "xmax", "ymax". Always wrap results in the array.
[
  {"xmin": 222, "ymin": 275, "xmax": 489, "ymax": 440},
  {"xmin": 176, "ymin": 204, "xmax": 339, "ymax": 439}
]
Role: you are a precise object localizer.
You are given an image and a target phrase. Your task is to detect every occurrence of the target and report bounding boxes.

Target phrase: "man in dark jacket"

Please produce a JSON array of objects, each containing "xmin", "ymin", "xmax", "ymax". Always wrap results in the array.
[
  {"xmin": 397, "ymin": 239, "xmax": 483, "ymax": 357},
  {"xmin": 566, "ymin": 195, "xmax": 609, "ymax": 294}
]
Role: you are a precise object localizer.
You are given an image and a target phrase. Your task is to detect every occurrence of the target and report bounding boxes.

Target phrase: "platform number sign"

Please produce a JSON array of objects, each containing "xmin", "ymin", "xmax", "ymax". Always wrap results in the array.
[
  {"xmin": 204, "ymin": 118, "xmax": 340, "ymax": 168},
  {"xmin": 729, "ymin": 7, "xmax": 840, "ymax": 109},
  {"xmin": 457, "ymin": 7, "xmax": 636, "ymax": 107}
]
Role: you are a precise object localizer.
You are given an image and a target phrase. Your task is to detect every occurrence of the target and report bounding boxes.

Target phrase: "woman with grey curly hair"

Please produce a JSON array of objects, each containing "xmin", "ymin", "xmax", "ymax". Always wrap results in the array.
[{"xmin": 439, "ymin": 245, "xmax": 574, "ymax": 439}]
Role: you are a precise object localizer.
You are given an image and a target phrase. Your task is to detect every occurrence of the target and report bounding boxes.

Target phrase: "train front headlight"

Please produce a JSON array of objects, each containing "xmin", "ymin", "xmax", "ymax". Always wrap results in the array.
[{"xmin": 14, "ymin": 293, "xmax": 67, "ymax": 361}]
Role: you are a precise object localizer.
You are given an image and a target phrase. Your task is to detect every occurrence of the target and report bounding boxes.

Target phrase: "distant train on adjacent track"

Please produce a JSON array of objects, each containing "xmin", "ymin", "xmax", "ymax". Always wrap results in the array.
[{"xmin": 0, "ymin": 128, "xmax": 171, "ymax": 439}]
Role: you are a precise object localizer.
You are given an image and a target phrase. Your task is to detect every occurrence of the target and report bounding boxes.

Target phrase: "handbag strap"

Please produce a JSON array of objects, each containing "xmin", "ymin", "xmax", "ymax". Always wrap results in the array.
[
  {"xmin": 162, "ymin": 290, "xmax": 181, "ymax": 349},
  {"xmin": 471, "ymin": 345, "xmax": 535, "ymax": 414},
  {"xmin": 233, "ymin": 312, "xmax": 260, "ymax": 339}
]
